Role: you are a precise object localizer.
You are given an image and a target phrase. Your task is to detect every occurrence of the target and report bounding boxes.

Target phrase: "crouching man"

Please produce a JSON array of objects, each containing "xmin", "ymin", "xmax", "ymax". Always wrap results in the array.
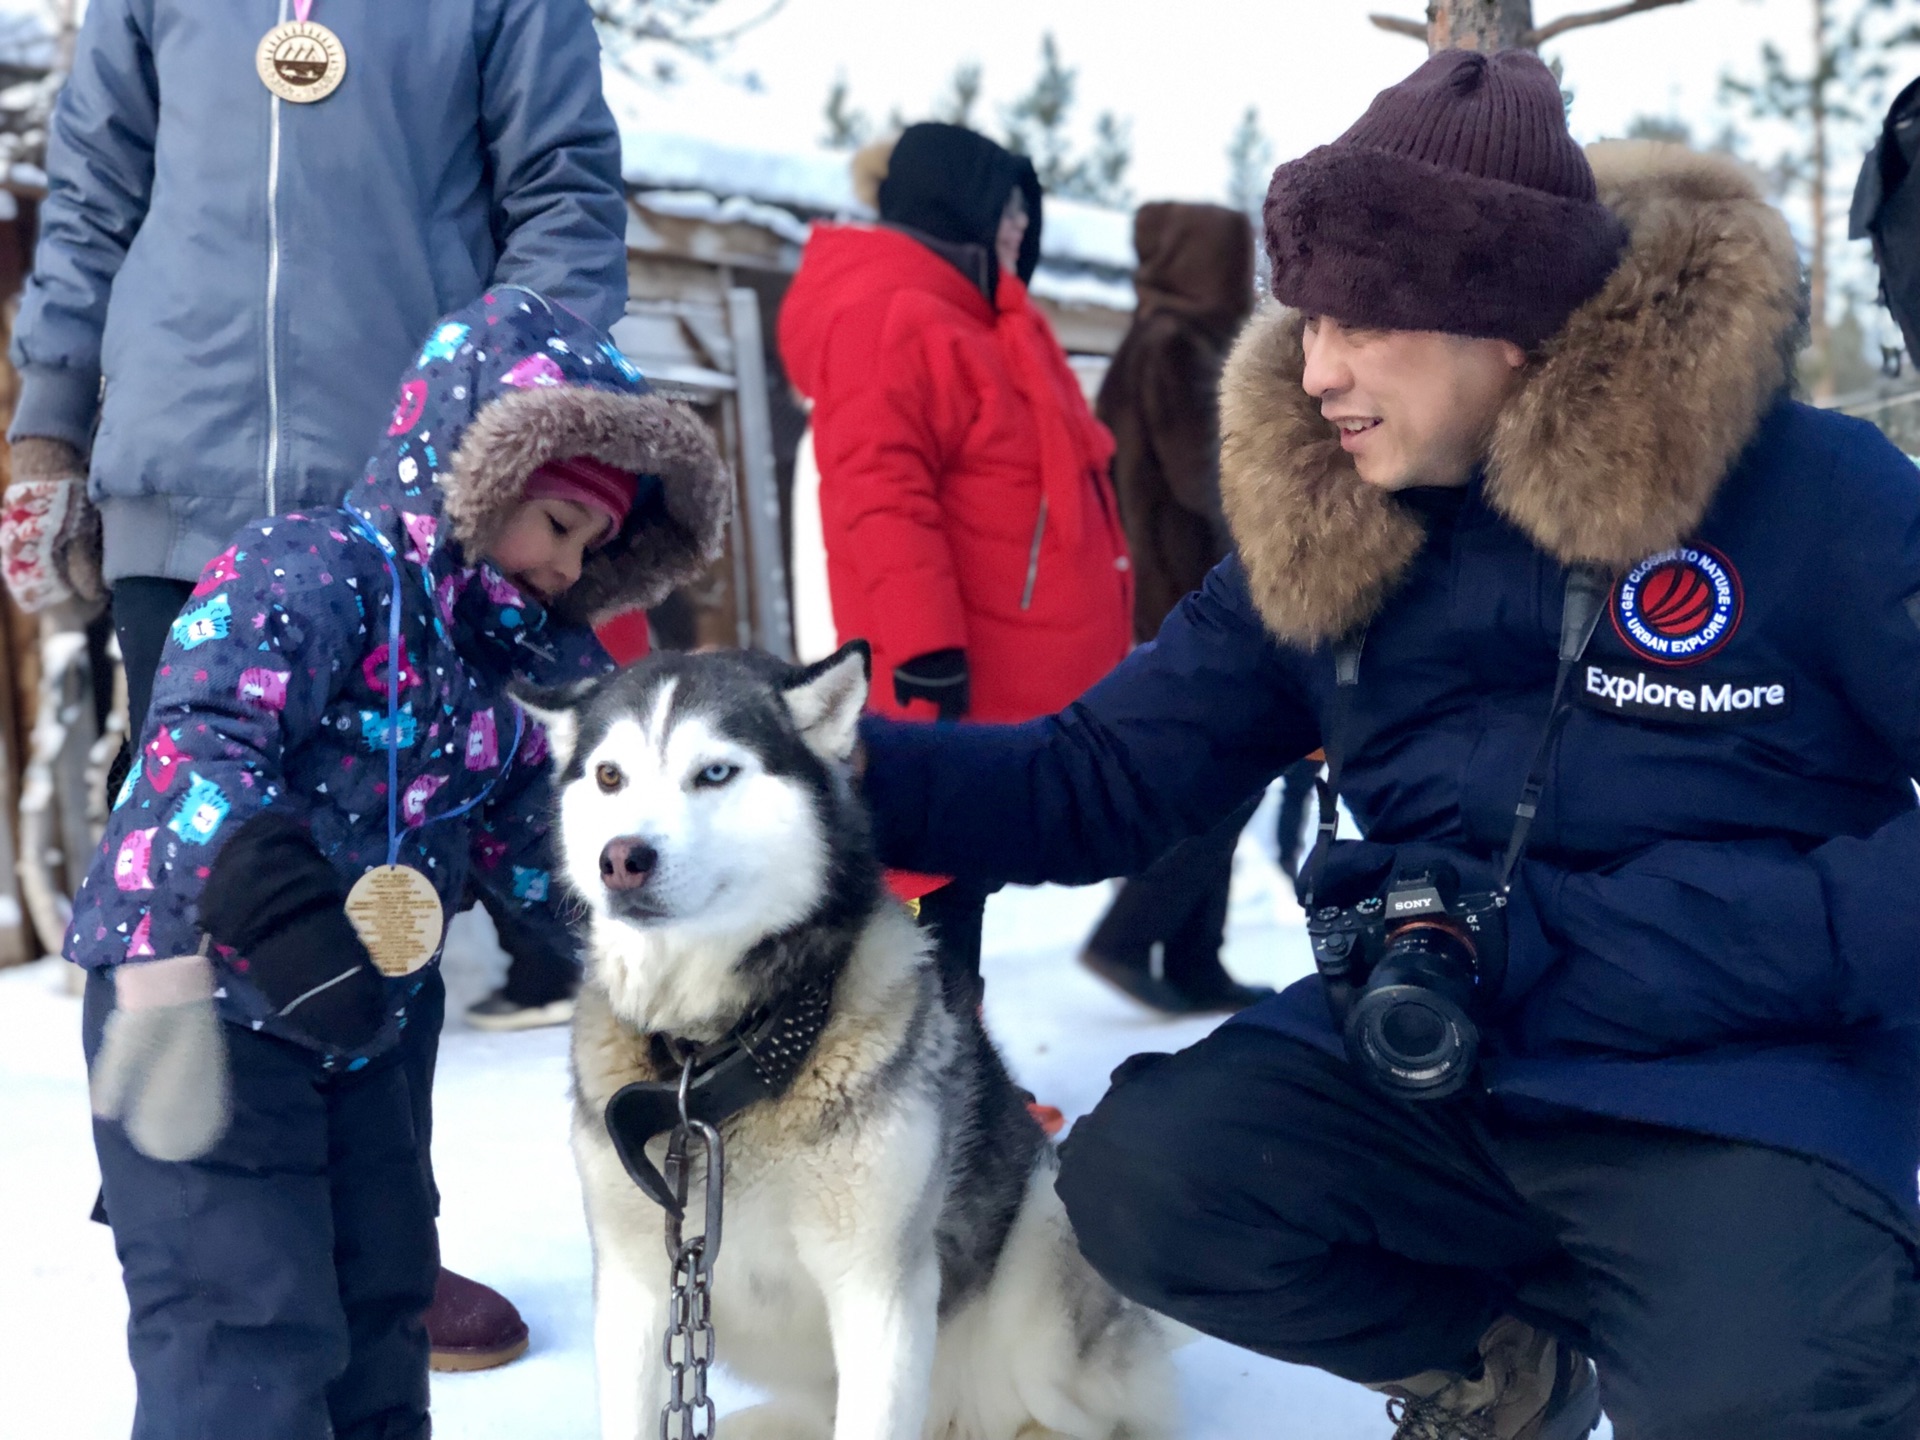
[{"xmin": 857, "ymin": 49, "xmax": 1920, "ymax": 1440}]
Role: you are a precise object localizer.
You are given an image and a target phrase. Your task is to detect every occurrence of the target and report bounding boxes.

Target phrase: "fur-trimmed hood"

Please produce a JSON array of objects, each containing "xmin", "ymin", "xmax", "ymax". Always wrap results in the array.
[
  {"xmin": 348, "ymin": 288, "xmax": 729, "ymax": 631},
  {"xmin": 1220, "ymin": 142, "xmax": 1804, "ymax": 646}
]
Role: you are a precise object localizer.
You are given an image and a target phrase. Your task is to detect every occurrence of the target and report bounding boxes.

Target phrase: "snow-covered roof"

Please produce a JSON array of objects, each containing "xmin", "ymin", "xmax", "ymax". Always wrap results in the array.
[
  {"xmin": 622, "ymin": 130, "xmax": 1137, "ymax": 281},
  {"xmin": 1029, "ymin": 268, "xmax": 1136, "ymax": 313},
  {"xmin": 623, "ymin": 132, "xmax": 852, "ymax": 217},
  {"xmin": 0, "ymin": 10, "xmax": 57, "ymax": 183},
  {"xmin": 0, "ymin": 11, "xmax": 54, "ymax": 73},
  {"xmin": 632, "ymin": 189, "xmax": 813, "ymax": 247},
  {"xmin": 1036, "ymin": 202, "xmax": 1135, "ymax": 275}
]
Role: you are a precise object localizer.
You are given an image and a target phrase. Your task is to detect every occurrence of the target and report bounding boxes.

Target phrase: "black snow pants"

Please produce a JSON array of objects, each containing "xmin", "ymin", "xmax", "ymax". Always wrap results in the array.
[
  {"xmin": 1084, "ymin": 795, "xmax": 1261, "ymax": 990},
  {"xmin": 85, "ymin": 969, "xmax": 444, "ymax": 1440},
  {"xmin": 478, "ymin": 878, "xmax": 581, "ymax": 1007},
  {"xmin": 1057, "ymin": 1024, "xmax": 1920, "ymax": 1439},
  {"xmin": 111, "ymin": 576, "xmax": 196, "ymax": 745}
]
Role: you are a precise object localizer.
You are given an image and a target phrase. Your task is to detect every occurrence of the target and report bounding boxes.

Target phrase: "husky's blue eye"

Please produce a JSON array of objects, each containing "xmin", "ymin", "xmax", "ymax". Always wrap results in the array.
[{"xmin": 694, "ymin": 762, "xmax": 738, "ymax": 789}]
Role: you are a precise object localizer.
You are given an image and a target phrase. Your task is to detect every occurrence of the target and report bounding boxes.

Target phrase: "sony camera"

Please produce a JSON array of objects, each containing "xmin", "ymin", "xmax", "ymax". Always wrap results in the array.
[{"xmin": 1306, "ymin": 862, "xmax": 1507, "ymax": 1100}]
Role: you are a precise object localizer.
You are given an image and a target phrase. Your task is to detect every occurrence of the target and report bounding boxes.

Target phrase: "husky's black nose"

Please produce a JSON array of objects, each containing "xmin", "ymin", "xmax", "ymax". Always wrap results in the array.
[{"xmin": 599, "ymin": 837, "xmax": 658, "ymax": 891}]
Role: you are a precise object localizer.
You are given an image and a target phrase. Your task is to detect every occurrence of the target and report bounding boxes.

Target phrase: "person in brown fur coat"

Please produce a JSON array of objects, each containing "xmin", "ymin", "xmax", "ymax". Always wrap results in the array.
[
  {"xmin": 1103, "ymin": 202, "xmax": 1256, "ymax": 638},
  {"xmin": 1079, "ymin": 201, "xmax": 1273, "ymax": 1015}
]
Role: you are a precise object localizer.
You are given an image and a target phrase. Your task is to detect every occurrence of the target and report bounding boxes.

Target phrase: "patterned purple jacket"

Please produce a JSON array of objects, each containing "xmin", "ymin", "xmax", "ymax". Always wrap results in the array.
[{"xmin": 65, "ymin": 289, "xmax": 728, "ymax": 1064}]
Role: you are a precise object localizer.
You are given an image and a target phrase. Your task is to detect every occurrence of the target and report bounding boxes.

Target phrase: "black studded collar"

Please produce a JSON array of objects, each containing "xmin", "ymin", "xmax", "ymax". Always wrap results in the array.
[{"xmin": 604, "ymin": 974, "xmax": 837, "ymax": 1212}]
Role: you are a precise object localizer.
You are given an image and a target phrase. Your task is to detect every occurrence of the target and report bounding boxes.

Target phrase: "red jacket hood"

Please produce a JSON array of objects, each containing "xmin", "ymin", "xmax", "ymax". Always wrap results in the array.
[{"xmin": 781, "ymin": 223, "xmax": 996, "ymax": 401}]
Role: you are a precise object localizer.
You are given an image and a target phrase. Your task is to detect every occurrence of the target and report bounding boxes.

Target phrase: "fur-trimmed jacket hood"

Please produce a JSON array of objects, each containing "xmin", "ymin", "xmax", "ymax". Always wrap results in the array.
[
  {"xmin": 1221, "ymin": 142, "xmax": 1804, "ymax": 646},
  {"xmin": 353, "ymin": 287, "xmax": 728, "ymax": 632}
]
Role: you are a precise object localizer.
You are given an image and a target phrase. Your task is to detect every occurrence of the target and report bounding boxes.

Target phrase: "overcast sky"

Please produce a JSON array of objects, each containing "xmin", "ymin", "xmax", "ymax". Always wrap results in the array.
[{"xmin": 607, "ymin": 0, "xmax": 1875, "ymax": 203}]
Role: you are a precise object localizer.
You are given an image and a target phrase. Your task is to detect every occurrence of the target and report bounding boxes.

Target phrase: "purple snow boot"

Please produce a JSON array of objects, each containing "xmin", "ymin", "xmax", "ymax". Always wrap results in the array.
[{"xmin": 426, "ymin": 1267, "xmax": 530, "ymax": 1372}]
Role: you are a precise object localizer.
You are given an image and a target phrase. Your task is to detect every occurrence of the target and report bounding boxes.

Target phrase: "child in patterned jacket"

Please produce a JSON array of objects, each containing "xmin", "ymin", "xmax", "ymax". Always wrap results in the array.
[{"xmin": 65, "ymin": 289, "xmax": 727, "ymax": 1440}]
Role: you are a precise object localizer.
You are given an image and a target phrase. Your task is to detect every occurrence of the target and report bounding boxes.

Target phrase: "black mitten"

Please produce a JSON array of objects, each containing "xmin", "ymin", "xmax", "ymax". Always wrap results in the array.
[
  {"xmin": 199, "ymin": 811, "xmax": 386, "ymax": 1051},
  {"xmin": 893, "ymin": 648, "xmax": 970, "ymax": 721}
]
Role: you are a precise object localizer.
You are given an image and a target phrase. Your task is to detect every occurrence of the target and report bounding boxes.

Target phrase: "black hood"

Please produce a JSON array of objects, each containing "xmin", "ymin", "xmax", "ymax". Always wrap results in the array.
[{"xmin": 878, "ymin": 122, "xmax": 1043, "ymax": 290}]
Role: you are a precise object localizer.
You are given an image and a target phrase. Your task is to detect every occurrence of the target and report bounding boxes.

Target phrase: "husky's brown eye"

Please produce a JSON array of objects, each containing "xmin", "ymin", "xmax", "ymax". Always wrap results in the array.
[{"xmin": 595, "ymin": 762, "xmax": 624, "ymax": 793}]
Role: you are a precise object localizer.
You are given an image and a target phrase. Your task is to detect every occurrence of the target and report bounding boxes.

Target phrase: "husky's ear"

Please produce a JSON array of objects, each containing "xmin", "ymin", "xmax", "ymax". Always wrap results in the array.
[
  {"xmin": 780, "ymin": 641, "xmax": 870, "ymax": 762},
  {"xmin": 508, "ymin": 676, "xmax": 600, "ymax": 771}
]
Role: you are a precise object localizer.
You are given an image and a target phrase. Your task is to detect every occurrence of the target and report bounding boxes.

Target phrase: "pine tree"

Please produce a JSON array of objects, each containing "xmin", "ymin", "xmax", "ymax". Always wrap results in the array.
[
  {"xmin": 1624, "ymin": 113, "xmax": 1746, "ymax": 155},
  {"xmin": 821, "ymin": 75, "xmax": 870, "ymax": 151},
  {"xmin": 1225, "ymin": 106, "xmax": 1275, "ymax": 216},
  {"xmin": 1079, "ymin": 113, "xmax": 1134, "ymax": 208},
  {"xmin": 1000, "ymin": 34, "xmax": 1134, "ymax": 207},
  {"xmin": 935, "ymin": 62, "xmax": 984, "ymax": 130},
  {"xmin": 1722, "ymin": 0, "xmax": 1920, "ymax": 397},
  {"xmin": 1826, "ymin": 301, "xmax": 1882, "ymax": 399},
  {"xmin": 1002, "ymin": 33, "xmax": 1078, "ymax": 192},
  {"xmin": 1624, "ymin": 114, "xmax": 1694, "ymax": 144},
  {"xmin": 590, "ymin": 0, "xmax": 782, "ymax": 85}
]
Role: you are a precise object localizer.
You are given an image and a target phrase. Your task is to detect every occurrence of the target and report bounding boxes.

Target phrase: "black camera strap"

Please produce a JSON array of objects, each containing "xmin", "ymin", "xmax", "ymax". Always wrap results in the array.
[
  {"xmin": 1300, "ymin": 633, "xmax": 1364, "ymax": 910},
  {"xmin": 1298, "ymin": 564, "xmax": 1610, "ymax": 910},
  {"xmin": 1496, "ymin": 564, "xmax": 1609, "ymax": 890}
]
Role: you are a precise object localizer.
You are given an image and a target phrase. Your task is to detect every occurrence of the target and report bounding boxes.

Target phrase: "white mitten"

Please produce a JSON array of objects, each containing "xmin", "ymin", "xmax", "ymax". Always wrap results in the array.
[
  {"xmin": 2, "ymin": 438, "xmax": 102, "ymax": 612},
  {"xmin": 90, "ymin": 952, "xmax": 233, "ymax": 1163}
]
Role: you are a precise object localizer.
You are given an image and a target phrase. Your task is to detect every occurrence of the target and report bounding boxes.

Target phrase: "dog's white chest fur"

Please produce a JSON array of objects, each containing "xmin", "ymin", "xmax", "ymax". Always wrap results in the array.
[{"xmin": 708, "ymin": 1148, "xmax": 877, "ymax": 1395}]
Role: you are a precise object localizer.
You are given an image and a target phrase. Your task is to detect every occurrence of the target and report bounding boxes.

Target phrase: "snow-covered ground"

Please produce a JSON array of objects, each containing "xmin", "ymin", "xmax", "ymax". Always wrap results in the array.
[{"xmin": 0, "ymin": 796, "xmax": 1610, "ymax": 1437}]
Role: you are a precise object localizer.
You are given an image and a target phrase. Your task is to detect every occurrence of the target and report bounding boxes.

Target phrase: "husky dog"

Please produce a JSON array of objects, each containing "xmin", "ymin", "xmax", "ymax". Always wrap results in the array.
[{"xmin": 523, "ymin": 643, "xmax": 1178, "ymax": 1440}]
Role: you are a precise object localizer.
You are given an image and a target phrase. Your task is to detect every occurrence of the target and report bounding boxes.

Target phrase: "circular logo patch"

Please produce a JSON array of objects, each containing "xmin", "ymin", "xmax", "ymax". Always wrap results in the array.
[{"xmin": 1612, "ymin": 544, "xmax": 1742, "ymax": 666}]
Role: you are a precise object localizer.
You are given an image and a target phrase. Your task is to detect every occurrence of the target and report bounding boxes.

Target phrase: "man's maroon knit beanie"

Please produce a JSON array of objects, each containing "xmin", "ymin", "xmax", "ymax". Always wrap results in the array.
[{"xmin": 1264, "ymin": 49, "xmax": 1628, "ymax": 348}]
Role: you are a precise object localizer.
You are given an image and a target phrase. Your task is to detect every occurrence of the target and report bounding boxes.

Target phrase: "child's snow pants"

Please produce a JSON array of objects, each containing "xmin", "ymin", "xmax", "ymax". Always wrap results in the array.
[{"xmin": 85, "ymin": 968, "xmax": 444, "ymax": 1440}]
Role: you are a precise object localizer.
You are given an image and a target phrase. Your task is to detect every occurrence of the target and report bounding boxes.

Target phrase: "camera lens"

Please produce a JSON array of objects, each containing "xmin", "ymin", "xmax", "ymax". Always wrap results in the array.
[
  {"xmin": 1342, "ymin": 923, "xmax": 1481, "ymax": 1100},
  {"xmin": 1349, "ymin": 985, "xmax": 1475, "ymax": 1094},
  {"xmin": 1380, "ymin": 1002, "xmax": 1446, "ymax": 1058}
]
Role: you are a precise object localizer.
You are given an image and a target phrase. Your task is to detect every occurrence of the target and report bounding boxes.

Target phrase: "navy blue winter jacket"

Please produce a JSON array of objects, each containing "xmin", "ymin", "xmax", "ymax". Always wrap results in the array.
[
  {"xmin": 64, "ymin": 290, "xmax": 727, "ymax": 1065},
  {"xmin": 9, "ymin": 0, "xmax": 628, "ymax": 586},
  {"xmin": 862, "ymin": 145, "xmax": 1920, "ymax": 1211}
]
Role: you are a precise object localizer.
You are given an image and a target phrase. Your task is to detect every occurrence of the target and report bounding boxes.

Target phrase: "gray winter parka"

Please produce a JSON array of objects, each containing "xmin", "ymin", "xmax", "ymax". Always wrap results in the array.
[{"xmin": 8, "ymin": 0, "xmax": 629, "ymax": 587}]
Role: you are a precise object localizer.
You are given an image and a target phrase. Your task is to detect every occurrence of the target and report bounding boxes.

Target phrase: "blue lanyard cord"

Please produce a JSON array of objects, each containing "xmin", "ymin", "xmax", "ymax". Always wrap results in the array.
[{"xmin": 339, "ymin": 504, "xmax": 526, "ymax": 869}]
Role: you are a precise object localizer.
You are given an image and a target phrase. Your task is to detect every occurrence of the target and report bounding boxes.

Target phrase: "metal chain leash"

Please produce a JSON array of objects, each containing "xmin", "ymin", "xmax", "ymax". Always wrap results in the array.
[{"xmin": 661, "ymin": 1051, "xmax": 725, "ymax": 1440}]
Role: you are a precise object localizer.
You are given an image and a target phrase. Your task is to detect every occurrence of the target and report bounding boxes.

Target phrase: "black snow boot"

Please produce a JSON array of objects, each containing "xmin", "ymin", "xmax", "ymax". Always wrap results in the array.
[{"xmin": 1079, "ymin": 944, "xmax": 1272, "ymax": 1015}]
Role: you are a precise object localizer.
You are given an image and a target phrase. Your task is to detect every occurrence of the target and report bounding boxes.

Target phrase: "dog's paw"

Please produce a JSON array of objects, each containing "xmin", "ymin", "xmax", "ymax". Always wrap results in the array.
[{"xmin": 722, "ymin": 1401, "xmax": 832, "ymax": 1440}]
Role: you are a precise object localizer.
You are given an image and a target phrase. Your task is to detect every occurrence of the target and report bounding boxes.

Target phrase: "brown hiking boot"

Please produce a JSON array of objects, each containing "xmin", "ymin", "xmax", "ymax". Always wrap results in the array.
[{"xmin": 1372, "ymin": 1317, "xmax": 1601, "ymax": 1440}]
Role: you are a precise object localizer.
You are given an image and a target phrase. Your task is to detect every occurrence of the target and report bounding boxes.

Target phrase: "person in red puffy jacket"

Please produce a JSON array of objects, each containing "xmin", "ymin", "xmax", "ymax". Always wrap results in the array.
[{"xmin": 779, "ymin": 122, "xmax": 1133, "ymax": 1011}]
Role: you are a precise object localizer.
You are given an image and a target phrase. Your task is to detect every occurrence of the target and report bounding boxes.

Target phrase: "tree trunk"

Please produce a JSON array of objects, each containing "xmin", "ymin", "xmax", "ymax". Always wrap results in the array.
[
  {"xmin": 1427, "ymin": 0, "xmax": 1535, "ymax": 51},
  {"xmin": 1807, "ymin": 0, "xmax": 1833, "ymax": 400}
]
